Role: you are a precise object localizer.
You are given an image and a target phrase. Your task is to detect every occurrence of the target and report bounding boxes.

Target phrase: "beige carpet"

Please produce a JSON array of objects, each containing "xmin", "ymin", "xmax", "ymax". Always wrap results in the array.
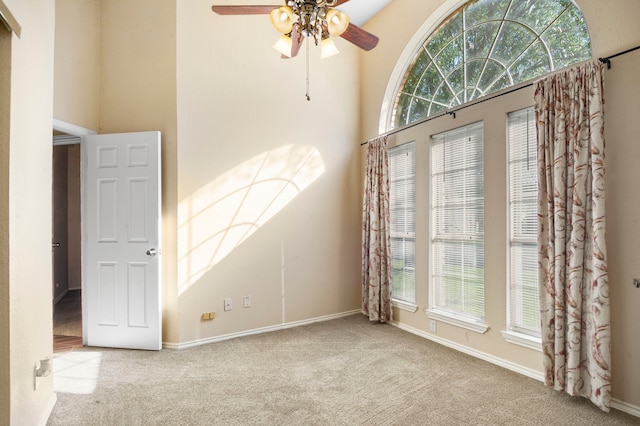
[{"xmin": 48, "ymin": 314, "xmax": 638, "ymax": 425}]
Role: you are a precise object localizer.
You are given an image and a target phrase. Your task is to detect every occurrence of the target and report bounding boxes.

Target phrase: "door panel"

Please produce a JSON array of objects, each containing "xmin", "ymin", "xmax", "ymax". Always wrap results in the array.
[{"xmin": 84, "ymin": 131, "xmax": 162, "ymax": 350}]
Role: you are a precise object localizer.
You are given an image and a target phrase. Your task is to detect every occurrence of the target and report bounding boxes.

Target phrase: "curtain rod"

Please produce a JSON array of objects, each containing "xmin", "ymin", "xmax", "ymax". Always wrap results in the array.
[
  {"xmin": 362, "ymin": 44, "xmax": 640, "ymax": 146},
  {"xmin": 360, "ymin": 82, "xmax": 533, "ymax": 145},
  {"xmin": 598, "ymin": 44, "xmax": 640, "ymax": 69}
]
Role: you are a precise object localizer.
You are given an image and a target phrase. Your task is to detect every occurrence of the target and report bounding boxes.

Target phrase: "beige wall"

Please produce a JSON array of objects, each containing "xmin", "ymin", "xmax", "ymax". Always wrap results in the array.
[
  {"xmin": 67, "ymin": 143, "xmax": 81, "ymax": 290},
  {"xmin": 98, "ymin": 0, "xmax": 179, "ymax": 343},
  {"xmin": 2, "ymin": 0, "xmax": 57, "ymax": 423},
  {"xmin": 52, "ymin": 145, "xmax": 69, "ymax": 300},
  {"xmin": 51, "ymin": 143, "xmax": 82, "ymax": 298},
  {"xmin": 175, "ymin": 0, "xmax": 362, "ymax": 343},
  {"xmin": 361, "ymin": 0, "xmax": 640, "ymax": 411},
  {"xmin": 55, "ymin": 0, "xmax": 362, "ymax": 348},
  {"xmin": 603, "ymin": 50, "xmax": 640, "ymax": 408},
  {"xmin": 53, "ymin": 0, "xmax": 180, "ymax": 340},
  {"xmin": 54, "ymin": 0, "xmax": 100, "ymax": 131}
]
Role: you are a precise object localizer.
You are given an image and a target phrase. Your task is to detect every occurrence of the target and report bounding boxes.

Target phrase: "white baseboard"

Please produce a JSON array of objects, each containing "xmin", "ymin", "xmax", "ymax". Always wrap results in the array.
[
  {"xmin": 391, "ymin": 320, "xmax": 640, "ymax": 419},
  {"xmin": 611, "ymin": 398, "xmax": 640, "ymax": 418},
  {"xmin": 53, "ymin": 289, "xmax": 68, "ymax": 305},
  {"xmin": 163, "ymin": 310, "xmax": 361, "ymax": 350},
  {"xmin": 391, "ymin": 320, "xmax": 544, "ymax": 381}
]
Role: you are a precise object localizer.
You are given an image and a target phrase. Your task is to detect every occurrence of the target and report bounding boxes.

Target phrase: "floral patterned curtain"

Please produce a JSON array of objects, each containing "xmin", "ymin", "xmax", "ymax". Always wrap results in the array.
[
  {"xmin": 362, "ymin": 135, "xmax": 392, "ymax": 322},
  {"xmin": 535, "ymin": 61, "xmax": 610, "ymax": 411}
]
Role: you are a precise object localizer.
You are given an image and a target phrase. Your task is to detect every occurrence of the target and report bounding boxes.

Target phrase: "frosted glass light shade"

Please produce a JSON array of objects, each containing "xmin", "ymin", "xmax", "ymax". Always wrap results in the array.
[
  {"xmin": 270, "ymin": 6, "xmax": 294, "ymax": 34},
  {"xmin": 273, "ymin": 34, "xmax": 293, "ymax": 57},
  {"xmin": 320, "ymin": 37, "xmax": 339, "ymax": 59},
  {"xmin": 326, "ymin": 9, "xmax": 349, "ymax": 36}
]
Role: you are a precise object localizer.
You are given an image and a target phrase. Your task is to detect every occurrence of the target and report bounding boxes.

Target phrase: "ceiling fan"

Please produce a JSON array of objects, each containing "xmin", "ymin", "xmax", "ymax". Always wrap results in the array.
[{"xmin": 212, "ymin": 1, "xmax": 379, "ymax": 59}]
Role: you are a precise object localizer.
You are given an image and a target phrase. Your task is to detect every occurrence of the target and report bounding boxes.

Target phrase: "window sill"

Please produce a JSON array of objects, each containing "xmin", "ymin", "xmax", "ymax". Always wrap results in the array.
[
  {"xmin": 424, "ymin": 309, "xmax": 489, "ymax": 334},
  {"xmin": 501, "ymin": 330, "xmax": 542, "ymax": 352},
  {"xmin": 392, "ymin": 299, "xmax": 418, "ymax": 313}
]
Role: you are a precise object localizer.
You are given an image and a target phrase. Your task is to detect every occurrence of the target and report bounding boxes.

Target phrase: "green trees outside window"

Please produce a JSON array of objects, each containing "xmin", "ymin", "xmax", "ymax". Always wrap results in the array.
[{"xmin": 392, "ymin": 0, "xmax": 591, "ymax": 129}]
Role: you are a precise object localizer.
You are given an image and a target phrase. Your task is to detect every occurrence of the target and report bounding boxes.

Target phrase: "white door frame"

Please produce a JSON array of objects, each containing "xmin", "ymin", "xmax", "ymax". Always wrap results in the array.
[
  {"xmin": 53, "ymin": 119, "xmax": 97, "ymax": 139},
  {"xmin": 53, "ymin": 120, "xmax": 164, "ymax": 350},
  {"xmin": 52, "ymin": 119, "xmax": 96, "ymax": 344}
]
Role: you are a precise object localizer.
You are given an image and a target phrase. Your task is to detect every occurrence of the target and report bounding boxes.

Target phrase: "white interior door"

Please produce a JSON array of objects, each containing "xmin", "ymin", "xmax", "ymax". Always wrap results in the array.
[{"xmin": 84, "ymin": 131, "xmax": 162, "ymax": 350}]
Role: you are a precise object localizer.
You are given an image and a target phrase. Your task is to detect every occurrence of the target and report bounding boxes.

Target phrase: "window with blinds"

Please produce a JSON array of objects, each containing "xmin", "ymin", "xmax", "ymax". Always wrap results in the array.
[
  {"xmin": 430, "ymin": 122, "xmax": 484, "ymax": 321},
  {"xmin": 507, "ymin": 107, "xmax": 540, "ymax": 337},
  {"xmin": 389, "ymin": 142, "xmax": 416, "ymax": 304}
]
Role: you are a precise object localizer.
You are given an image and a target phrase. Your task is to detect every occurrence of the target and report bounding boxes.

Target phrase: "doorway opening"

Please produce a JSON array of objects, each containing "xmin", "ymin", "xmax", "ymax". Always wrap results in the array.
[
  {"xmin": 50, "ymin": 124, "xmax": 163, "ymax": 351},
  {"xmin": 52, "ymin": 135, "xmax": 83, "ymax": 353}
]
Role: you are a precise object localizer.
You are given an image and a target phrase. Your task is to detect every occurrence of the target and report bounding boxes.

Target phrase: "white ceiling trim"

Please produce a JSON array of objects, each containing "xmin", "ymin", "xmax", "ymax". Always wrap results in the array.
[{"xmin": 336, "ymin": 0, "xmax": 392, "ymax": 26}]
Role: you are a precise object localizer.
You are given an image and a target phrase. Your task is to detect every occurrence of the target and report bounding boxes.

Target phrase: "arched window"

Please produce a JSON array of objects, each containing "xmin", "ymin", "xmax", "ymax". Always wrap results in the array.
[{"xmin": 390, "ymin": 0, "xmax": 591, "ymax": 129}]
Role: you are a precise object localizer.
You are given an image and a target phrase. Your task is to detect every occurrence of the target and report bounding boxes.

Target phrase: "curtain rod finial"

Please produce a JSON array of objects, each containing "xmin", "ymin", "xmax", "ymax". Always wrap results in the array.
[{"xmin": 598, "ymin": 57, "xmax": 611, "ymax": 69}]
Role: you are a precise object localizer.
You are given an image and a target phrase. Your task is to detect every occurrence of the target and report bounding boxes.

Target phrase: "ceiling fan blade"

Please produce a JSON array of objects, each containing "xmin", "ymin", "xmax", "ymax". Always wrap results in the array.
[
  {"xmin": 340, "ymin": 23, "xmax": 379, "ymax": 51},
  {"xmin": 334, "ymin": 0, "xmax": 351, "ymax": 5},
  {"xmin": 286, "ymin": 25, "xmax": 304, "ymax": 58},
  {"xmin": 211, "ymin": 5, "xmax": 279, "ymax": 15}
]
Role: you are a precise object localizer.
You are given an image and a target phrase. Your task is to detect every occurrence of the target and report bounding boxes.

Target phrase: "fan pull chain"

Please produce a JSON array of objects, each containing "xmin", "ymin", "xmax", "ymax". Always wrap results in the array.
[{"xmin": 305, "ymin": 38, "xmax": 311, "ymax": 101}]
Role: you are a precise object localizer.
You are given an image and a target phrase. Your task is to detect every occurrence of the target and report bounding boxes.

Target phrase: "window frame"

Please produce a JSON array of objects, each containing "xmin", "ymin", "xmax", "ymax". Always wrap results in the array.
[
  {"xmin": 503, "ymin": 106, "xmax": 542, "ymax": 350},
  {"xmin": 389, "ymin": 142, "xmax": 417, "ymax": 310},
  {"xmin": 426, "ymin": 121, "xmax": 488, "ymax": 334}
]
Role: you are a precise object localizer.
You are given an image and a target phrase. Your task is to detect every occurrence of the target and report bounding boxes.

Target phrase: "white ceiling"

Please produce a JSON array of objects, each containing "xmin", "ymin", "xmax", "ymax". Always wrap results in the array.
[
  {"xmin": 214, "ymin": 0, "xmax": 392, "ymax": 27},
  {"xmin": 336, "ymin": 0, "xmax": 393, "ymax": 26}
]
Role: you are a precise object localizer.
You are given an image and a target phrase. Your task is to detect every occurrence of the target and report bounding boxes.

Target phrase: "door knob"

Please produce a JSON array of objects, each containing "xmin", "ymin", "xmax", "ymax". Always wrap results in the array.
[
  {"xmin": 146, "ymin": 248, "xmax": 158, "ymax": 257},
  {"xmin": 52, "ymin": 242, "xmax": 60, "ymax": 248}
]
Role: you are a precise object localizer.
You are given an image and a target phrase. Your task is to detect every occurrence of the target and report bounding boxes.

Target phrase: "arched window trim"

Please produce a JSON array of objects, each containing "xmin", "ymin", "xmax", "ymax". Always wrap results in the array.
[
  {"xmin": 380, "ymin": 0, "xmax": 590, "ymax": 134},
  {"xmin": 379, "ymin": 0, "xmax": 467, "ymax": 134}
]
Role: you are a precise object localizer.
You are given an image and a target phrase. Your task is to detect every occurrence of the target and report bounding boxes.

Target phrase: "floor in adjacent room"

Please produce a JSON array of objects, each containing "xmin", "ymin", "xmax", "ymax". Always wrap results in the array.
[{"xmin": 53, "ymin": 290, "xmax": 83, "ymax": 354}]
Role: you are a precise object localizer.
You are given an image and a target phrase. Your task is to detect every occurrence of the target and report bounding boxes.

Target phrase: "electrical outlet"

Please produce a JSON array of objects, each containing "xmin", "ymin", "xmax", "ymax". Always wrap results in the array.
[
  {"xmin": 224, "ymin": 298, "xmax": 232, "ymax": 311},
  {"xmin": 243, "ymin": 295, "xmax": 251, "ymax": 308},
  {"xmin": 429, "ymin": 319, "xmax": 437, "ymax": 333},
  {"xmin": 201, "ymin": 312, "xmax": 216, "ymax": 321}
]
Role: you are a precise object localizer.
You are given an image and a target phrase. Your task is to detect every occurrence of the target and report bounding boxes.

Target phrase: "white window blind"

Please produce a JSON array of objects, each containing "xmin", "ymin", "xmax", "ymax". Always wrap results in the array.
[
  {"xmin": 507, "ymin": 107, "xmax": 540, "ymax": 337},
  {"xmin": 431, "ymin": 122, "xmax": 484, "ymax": 321},
  {"xmin": 389, "ymin": 142, "xmax": 416, "ymax": 304}
]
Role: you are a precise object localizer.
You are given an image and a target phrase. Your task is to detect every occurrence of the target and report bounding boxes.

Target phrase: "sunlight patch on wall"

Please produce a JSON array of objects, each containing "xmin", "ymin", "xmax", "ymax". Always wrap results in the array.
[
  {"xmin": 178, "ymin": 144, "xmax": 325, "ymax": 295},
  {"xmin": 53, "ymin": 351, "xmax": 103, "ymax": 395}
]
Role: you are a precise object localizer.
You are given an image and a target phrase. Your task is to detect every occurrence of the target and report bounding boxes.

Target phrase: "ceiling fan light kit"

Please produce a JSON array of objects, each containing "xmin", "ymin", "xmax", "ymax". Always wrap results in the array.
[
  {"xmin": 269, "ymin": 6, "xmax": 294, "ymax": 34},
  {"xmin": 212, "ymin": 0, "xmax": 379, "ymax": 99},
  {"xmin": 273, "ymin": 33, "xmax": 294, "ymax": 57},
  {"xmin": 325, "ymin": 8, "xmax": 349, "ymax": 36},
  {"xmin": 268, "ymin": 1, "xmax": 349, "ymax": 58},
  {"xmin": 212, "ymin": 1, "xmax": 378, "ymax": 56},
  {"xmin": 320, "ymin": 36, "xmax": 340, "ymax": 59}
]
